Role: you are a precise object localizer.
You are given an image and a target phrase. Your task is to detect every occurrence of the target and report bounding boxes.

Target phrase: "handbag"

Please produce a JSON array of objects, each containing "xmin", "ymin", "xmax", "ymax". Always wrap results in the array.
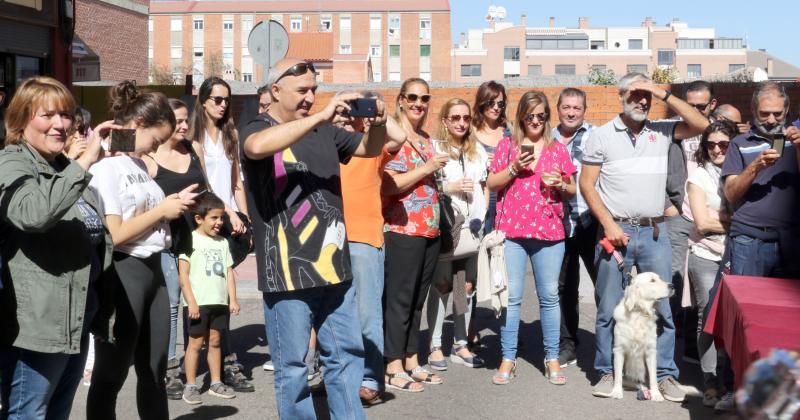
[{"xmin": 187, "ymin": 145, "xmax": 253, "ymax": 268}]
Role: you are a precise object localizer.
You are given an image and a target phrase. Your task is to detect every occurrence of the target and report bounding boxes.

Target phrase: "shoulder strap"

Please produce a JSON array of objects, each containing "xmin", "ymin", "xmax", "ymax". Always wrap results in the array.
[
  {"xmin": 186, "ymin": 142, "xmax": 213, "ymax": 194},
  {"xmin": 406, "ymin": 139, "xmax": 427, "ymax": 163}
]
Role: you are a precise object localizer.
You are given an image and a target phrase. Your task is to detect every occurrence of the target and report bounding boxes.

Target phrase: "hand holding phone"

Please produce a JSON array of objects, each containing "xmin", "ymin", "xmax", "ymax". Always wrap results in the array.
[
  {"xmin": 771, "ymin": 134, "xmax": 785, "ymax": 157},
  {"xmin": 347, "ymin": 98, "xmax": 378, "ymax": 118}
]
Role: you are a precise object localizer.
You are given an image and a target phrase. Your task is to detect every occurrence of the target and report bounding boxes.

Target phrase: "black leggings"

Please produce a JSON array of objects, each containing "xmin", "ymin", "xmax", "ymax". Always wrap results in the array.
[
  {"xmin": 87, "ymin": 252, "xmax": 169, "ymax": 420},
  {"xmin": 383, "ymin": 232, "xmax": 440, "ymax": 359}
]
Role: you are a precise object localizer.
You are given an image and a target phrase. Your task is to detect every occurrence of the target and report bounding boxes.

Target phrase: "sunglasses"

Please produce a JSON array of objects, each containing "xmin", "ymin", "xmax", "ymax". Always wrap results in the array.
[
  {"xmin": 208, "ymin": 96, "xmax": 231, "ymax": 105},
  {"xmin": 275, "ymin": 62, "xmax": 316, "ymax": 84},
  {"xmin": 483, "ymin": 100, "xmax": 506, "ymax": 109},
  {"xmin": 446, "ymin": 115, "xmax": 472, "ymax": 124},
  {"xmin": 403, "ymin": 93, "xmax": 431, "ymax": 103},
  {"xmin": 706, "ymin": 141, "xmax": 729, "ymax": 152},
  {"xmin": 690, "ymin": 103, "xmax": 710, "ymax": 112},
  {"xmin": 523, "ymin": 112, "xmax": 548, "ymax": 124}
]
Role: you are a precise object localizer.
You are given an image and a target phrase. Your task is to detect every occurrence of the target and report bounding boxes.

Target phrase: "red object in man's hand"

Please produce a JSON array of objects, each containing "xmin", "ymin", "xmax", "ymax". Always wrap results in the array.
[{"xmin": 600, "ymin": 237, "xmax": 625, "ymax": 271}]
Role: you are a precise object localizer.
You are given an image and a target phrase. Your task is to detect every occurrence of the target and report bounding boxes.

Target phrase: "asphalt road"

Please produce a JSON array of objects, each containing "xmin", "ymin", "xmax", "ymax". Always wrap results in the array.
[{"xmin": 68, "ymin": 257, "xmax": 727, "ymax": 420}]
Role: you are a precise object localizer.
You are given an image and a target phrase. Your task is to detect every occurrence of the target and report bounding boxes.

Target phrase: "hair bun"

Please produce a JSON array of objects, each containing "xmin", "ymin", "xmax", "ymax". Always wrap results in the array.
[{"xmin": 110, "ymin": 80, "xmax": 140, "ymax": 116}]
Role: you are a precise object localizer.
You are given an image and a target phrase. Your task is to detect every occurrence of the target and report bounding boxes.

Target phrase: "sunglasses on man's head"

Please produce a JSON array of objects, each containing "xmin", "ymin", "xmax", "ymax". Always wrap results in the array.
[
  {"xmin": 403, "ymin": 93, "xmax": 431, "ymax": 103},
  {"xmin": 483, "ymin": 100, "xmax": 506, "ymax": 109},
  {"xmin": 208, "ymin": 96, "xmax": 230, "ymax": 105},
  {"xmin": 276, "ymin": 62, "xmax": 316, "ymax": 84}
]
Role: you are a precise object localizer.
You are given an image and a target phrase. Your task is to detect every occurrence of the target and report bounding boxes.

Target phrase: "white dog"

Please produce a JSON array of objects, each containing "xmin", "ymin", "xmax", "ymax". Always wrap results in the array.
[{"xmin": 610, "ymin": 272, "xmax": 674, "ymax": 401}]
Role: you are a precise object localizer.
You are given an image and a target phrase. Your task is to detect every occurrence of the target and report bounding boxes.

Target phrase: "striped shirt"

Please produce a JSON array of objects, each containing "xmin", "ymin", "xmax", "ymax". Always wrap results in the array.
[
  {"xmin": 582, "ymin": 115, "xmax": 678, "ymax": 219},
  {"xmin": 552, "ymin": 122, "xmax": 594, "ymax": 237}
]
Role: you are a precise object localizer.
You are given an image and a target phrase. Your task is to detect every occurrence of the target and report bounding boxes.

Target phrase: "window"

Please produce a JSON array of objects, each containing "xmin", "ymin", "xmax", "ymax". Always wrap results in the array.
[
  {"xmin": 148, "ymin": 48, "xmax": 153, "ymax": 59},
  {"xmin": 420, "ymin": 18, "xmax": 431, "ymax": 39},
  {"xmin": 677, "ymin": 39, "xmax": 709, "ymax": 49},
  {"xmin": 243, "ymin": 73, "xmax": 252, "ymax": 82},
  {"xmin": 503, "ymin": 74, "xmax": 520, "ymax": 79},
  {"xmin": 528, "ymin": 65, "xmax": 542, "ymax": 76},
  {"xmin": 729, "ymin": 64, "xmax": 745, "ymax": 73},
  {"xmin": 370, "ymin": 16, "xmax": 381, "ymax": 30},
  {"xmin": 193, "ymin": 47, "xmax": 203, "ymax": 57},
  {"xmin": 170, "ymin": 17, "xmax": 182, "ymax": 31},
  {"xmin": 241, "ymin": 16, "xmax": 253, "ymax": 31},
  {"xmin": 526, "ymin": 39, "xmax": 541, "ymax": 49},
  {"xmin": 420, "ymin": 71, "xmax": 431, "ymax": 81},
  {"xmin": 658, "ymin": 49, "xmax": 675, "ymax": 66},
  {"xmin": 223, "ymin": 20, "xmax": 233, "ymax": 31},
  {"xmin": 555, "ymin": 64, "xmax": 576, "ymax": 75},
  {"xmin": 590, "ymin": 40, "xmax": 604, "ymax": 50},
  {"xmin": 389, "ymin": 16, "xmax": 400, "ymax": 29},
  {"xmin": 460, "ymin": 64, "xmax": 481, "ymax": 77},
  {"xmin": 628, "ymin": 39, "xmax": 643, "ymax": 50},
  {"xmin": 223, "ymin": 47, "xmax": 233, "ymax": 59},
  {"xmin": 370, "ymin": 45, "xmax": 381, "ymax": 57},
  {"xmin": 627, "ymin": 64, "xmax": 647, "ymax": 74},
  {"xmin": 193, "ymin": 19, "xmax": 203, "ymax": 30},
  {"xmin": 542, "ymin": 39, "xmax": 557, "ymax": 49},
  {"xmin": 687, "ymin": 64, "xmax": 701, "ymax": 78},
  {"xmin": 591, "ymin": 64, "xmax": 607, "ymax": 72},
  {"xmin": 290, "ymin": 18, "xmax": 301, "ymax": 32},
  {"xmin": 389, "ymin": 71, "xmax": 401, "ymax": 81},
  {"xmin": 372, "ymin": 70, "xmax": 381, "ymax": 82},
  {"xmin": 714, "ymin": 39, "xmax": 743, "ymax": 49},
  {"xmin": 340, "ymin": 16, "xmax": 351, "ymax": 30},
  {"xmin": 148, "ymin": 18, "xmax": 153, "ymax": 32},
  {"xmin": 171, "ymin": 46, "xmax": 182, "ymax": 58},
  {"xmin": 573, "ymin": 39, "xmax": 589, "ymax": 49},
  {"xmin": 420, "ymin": 45, "xmax": 431, "ymax": 57},
  {"xmin": 389, "ymin": 45, "xmax": 400, "ymax": 57},
  {"xmin": 320, "ymin": 18, "xmax": 332, "ymax": 32},
  {"xmin": 503, "ymin": 47, "xmax": 520, "ymax": 61},
  {"xmin": 339, "ymin": 44, "xmax": 351, "ymax": 54},
  {"xmin": 242, "ymin": 46, "xmax": 249, "ymax": 56}
]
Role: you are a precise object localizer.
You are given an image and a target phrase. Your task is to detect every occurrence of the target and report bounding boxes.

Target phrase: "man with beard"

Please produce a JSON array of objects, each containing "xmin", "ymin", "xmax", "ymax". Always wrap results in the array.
[
  {"xmin": 580, "ymin": 72, "xmax": 709, "ymax": 401},
  {"xmin": 240, "ymin": 58, "xmax": 389, "ymax": 419},
  {"xmin": 552, "ymin": 87, "xmax": 597, "ymax": 368},
  {"xmin": 721, "ymin": 82, "xmax": 800, "ymax": 279}
]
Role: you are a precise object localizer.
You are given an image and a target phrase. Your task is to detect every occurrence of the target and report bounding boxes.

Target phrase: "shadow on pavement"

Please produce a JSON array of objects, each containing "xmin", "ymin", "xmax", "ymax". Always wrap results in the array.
[{"xmin": 173, "ymin": 405, "xmax": 239, "ymax": 419}]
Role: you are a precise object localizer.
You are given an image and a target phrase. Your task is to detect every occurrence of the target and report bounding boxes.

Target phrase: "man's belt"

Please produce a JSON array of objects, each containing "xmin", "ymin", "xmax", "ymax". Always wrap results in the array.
[{"xmin": 613, "ymin": 216, "xmax": 666, "ymax": 227}]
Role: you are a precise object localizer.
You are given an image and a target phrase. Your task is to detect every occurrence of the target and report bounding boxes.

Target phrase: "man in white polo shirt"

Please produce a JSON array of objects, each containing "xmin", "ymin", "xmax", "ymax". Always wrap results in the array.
[{"xmin": 580, "ymin": 72, "xmax": 709, "ymax": 401}]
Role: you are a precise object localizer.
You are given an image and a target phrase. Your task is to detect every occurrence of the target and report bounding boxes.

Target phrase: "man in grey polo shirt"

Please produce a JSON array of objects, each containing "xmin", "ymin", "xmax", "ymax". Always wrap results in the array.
[{"xmin": 580, "ymin": 72, "xmax": 709, "ymax": 401}]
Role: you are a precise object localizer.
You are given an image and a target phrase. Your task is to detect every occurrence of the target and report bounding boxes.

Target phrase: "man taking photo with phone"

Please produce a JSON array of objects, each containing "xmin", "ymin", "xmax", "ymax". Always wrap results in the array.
[{"xmin": 240, "ymin": 57, "xmax": 389, "ymax": 420}]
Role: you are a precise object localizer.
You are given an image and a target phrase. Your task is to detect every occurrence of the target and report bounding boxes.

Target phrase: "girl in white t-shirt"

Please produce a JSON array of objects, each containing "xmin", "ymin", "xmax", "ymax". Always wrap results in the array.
[
  {"xmin": 87, "ymin": 81, "xmax": 197, "ymax": 418},
  {"xmin": 426, "ymin": 99, "xmax": 489, "ymax": 371},
  {"xmin": 189, "ymin": 77, "xmax": 248, "ymax": 233}
]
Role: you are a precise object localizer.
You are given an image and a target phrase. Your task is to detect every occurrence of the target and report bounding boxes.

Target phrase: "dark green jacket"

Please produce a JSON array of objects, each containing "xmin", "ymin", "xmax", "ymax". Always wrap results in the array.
[{"xmin": 0, "ymin": 143, "xmax": 115, "ymax": 353}]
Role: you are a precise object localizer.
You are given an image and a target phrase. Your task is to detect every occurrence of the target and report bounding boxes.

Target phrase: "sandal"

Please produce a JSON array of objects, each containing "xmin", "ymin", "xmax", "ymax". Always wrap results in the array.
[
  {"xmin": 409, "ymin": 366, "xmax": 443, "ymax": 385},
  {"xmin": 450, "ymin": 344, "xmax": 484, "ymax": 368},
  {"xmin": 544, "ymin": 359, "xmax": 567, "ymax": 385},
  {"xmin": 384, "ymin": 372, "xmax": 424, "ymax": 393},
  {"xmin": 428, "ymin": 346, "xmax": 448, "ymax": 371},
  {"xmin": 492, "ymin": 359, "xmax": 517, "ymax": 385}
]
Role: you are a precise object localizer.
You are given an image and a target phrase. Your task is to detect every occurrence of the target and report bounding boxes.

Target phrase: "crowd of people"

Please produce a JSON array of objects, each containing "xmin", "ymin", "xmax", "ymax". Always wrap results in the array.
[{"xmin": 0, "ymin": 60, "xmax": 798, "ymax": 419}]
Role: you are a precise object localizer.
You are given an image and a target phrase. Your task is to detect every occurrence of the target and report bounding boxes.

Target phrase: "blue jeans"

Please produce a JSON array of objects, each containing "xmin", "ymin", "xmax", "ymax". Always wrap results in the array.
[
  {"xmin": 0, "ymin": 336, "xmax": 88, "ymax": 420},
  {"xmin": 594, "ymin": 222, "xmax": 679, "ymax": 381},
  {"xmin": 348, "ymin": 242, "xmax": 385, "ymax": 392},
  {"xmin": 729, "ymin": 234, "xmax": 781, "ymax": 277},
  {"xmin": 263, "ymin": 282, "xmax": 365, "ymax": 420},
  {"xmin": 502, "ymin": 238, "xmax": 565, "ymax": 361},
  {"xmin": 160, "ymin": 251, "xmax": 181, "ymax": 363}
]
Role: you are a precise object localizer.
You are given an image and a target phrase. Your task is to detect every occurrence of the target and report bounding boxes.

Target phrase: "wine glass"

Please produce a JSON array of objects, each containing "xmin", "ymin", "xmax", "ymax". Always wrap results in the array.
[
  {"xmin": 541, "ymin": 163, "xmax": 561, "ymax": 205},
  {"xmin": 431, "ymin": 139, "xmax": 449, "ymax": 192}
]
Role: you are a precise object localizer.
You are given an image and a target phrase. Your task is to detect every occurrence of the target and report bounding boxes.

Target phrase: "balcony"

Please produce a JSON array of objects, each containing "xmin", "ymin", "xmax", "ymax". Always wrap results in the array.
[{"xmin": 677, "ymin": 38, "xmax": 744, "ymax": 50}]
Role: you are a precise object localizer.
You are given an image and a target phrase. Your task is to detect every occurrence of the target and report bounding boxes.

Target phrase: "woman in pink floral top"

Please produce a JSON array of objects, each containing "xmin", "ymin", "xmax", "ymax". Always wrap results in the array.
[
  {"xmin": 381, "ymin": 78, "xmax": 448, "ymax": 392},
  {"xmin": 486, "ymin": 91, "xmax": 577, "ymax": 386}
]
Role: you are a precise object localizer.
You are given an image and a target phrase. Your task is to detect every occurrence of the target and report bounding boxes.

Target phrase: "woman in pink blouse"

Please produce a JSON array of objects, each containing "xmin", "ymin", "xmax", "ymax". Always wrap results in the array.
[{"xmin": 486, "ymin": 91, "xmax": 577, "ymax": 385}]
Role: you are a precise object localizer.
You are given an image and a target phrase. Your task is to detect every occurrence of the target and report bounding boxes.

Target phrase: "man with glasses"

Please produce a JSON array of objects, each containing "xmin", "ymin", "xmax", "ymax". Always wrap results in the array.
[
  {"xmin": 240, "ymin": 58, "xmax": 389, "ymax": 419},
  {"xmin": 257, "ymin": 84, "xmax": 270, "ymax": 114},
  {"xmin": 721, "ymin": 82, "xmax": 800, "ymax": 279},
  {"xmin": 580, "ymin": 72, "xmax": 708, "ymax": 401},
  {"xmin": 551, "ymin": 87, "xmax": 597, "ymax": 368}
]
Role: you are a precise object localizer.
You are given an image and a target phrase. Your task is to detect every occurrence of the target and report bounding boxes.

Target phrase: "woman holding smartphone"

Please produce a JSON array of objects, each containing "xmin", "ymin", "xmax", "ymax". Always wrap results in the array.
[
  {"xmin": 382, "ymin": 78, "xmax": 447, "ymax": 392},
  {"xmin": 486, "ymin": 91, "xmax": 576, "ymax": 386},
  {"xmin": 426, "ymin": 99, "xmax": 488, "ymax": 371},
  {"xmin": 86, "ymin": 80, "xmax": 196, "ymax": 419}
]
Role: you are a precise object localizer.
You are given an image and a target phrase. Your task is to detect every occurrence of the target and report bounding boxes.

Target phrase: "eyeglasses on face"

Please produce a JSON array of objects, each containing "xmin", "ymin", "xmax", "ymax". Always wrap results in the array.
[
  {"xmin": 446, "ymin": 115, "xmax": 472, "ymax": 124},
  {"xmin": 705, "ymin": 141, "xmax": 729, "ymax": 151},
  {"xmin": 275, "ymin": 62, "xmax": 316, "ymax": 84},
  {"xmin": 403, "ymin": 93, "xmax": 431, "ymax": 103},
  {"xmin": 208, "ymin": 96, "xmax": 231, "ymax": 105},
  {"xmin": 483, "ymin": 100, "xmax": 506, "ymax": 109},
  {"xmin": 523, "ymin": 112, "xmax": 548, "ymax": 124}
]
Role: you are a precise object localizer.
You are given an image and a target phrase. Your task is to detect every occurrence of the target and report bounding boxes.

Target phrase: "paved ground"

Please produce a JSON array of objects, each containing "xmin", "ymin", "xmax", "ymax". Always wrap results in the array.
[{"xmin": 68, "ymin": 256, "xmax": 727, "ymax": 419}]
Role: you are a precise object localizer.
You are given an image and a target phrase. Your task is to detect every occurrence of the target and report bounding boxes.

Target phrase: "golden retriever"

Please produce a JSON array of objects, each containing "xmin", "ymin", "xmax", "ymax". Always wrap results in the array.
[{"xmin": 610, "ymin": 272, "xmax": 674, "ymax": 401}]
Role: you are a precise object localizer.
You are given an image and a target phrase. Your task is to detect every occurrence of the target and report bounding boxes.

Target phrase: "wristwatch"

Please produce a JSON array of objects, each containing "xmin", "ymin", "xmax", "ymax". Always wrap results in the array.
[
  {"xmin": 508, "ymin": 165, "xmax": 518, "ymax": 177},
  {"xmin": 559, "ymin": 183, "xmax": 567, "ymax": 192}
]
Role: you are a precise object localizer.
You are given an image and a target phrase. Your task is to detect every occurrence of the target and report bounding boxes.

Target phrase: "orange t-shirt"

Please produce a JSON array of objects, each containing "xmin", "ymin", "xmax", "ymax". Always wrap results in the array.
[{"xmin": 340, "ymin": 150, "xmax": 389, "ymax": 248}]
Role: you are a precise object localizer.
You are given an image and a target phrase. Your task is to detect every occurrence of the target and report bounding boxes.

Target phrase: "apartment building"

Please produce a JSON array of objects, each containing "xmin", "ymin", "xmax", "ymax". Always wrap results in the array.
[
  {"xmin": 453, "ymin": 16, "xmax": 748, "ymax": 83},
  {"xmin": 148, "ymin": 0, "xmax": 452, "ymax": 85}
]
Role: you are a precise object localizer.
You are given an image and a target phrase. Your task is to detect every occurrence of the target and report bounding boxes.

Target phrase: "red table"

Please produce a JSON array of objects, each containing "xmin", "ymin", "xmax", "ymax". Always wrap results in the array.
[{"xmin": 704, "ymin": 274, "xmax": 800, "ymax": 389}]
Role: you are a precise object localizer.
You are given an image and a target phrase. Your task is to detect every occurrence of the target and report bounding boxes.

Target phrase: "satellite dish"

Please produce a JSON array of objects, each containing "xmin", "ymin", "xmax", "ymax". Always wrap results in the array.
[
  {"xmin": 495, "ymin": 7, "xmax": 507, "ymax": 21},
  {"xmin": 486, "ymin": 4, "xmax": 507, "ymax": 22},
  {"xmin": 248, "ymin": 20, "xmax": 289, "ymax": 81}
]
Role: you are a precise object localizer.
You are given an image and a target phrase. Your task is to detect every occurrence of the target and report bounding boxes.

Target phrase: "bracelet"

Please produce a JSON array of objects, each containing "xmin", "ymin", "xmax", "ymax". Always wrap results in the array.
[
  {"xmin": 560, "ymin": 182, "xmax": 567, "ymax": 192},
  {"xmin": 662, "ymin": 90, "xmax": 672, "ymax": 102},
  {"xmin": 507, "ymin": 165, "xmax": 518, "ymax": 177}
]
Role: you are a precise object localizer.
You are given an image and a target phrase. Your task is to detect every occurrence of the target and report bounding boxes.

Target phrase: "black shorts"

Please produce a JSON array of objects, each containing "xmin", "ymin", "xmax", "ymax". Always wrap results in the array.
[{"xmin": 184, "ymin": 304, "xmax": 229, "ymax": 337}]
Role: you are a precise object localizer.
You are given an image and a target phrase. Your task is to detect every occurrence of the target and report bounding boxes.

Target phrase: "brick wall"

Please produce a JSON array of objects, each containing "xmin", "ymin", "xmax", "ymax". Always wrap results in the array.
[{"xmin": 75, "ymin": 0, "xmax": 148, "ymax": 82}]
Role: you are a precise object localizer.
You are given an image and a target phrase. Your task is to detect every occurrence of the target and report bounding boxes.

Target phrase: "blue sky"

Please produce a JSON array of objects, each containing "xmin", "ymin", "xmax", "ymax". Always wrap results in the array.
[{"xmin": 450, "ymin": 1, "xmax": 800, "ymax": 68}]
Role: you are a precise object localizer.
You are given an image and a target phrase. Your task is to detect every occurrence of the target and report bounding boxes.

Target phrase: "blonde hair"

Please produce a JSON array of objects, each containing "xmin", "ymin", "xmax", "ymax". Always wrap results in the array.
[
  {"xmin": 512, "ymin": 90, "xmax": 554, "ymax": 149},
  {"xmin": 4, "ymin": 76, "xmax": 76, "ymax": 145},
  {"xmin": 436, "ymin": 98, "xmax": 480, "ymax": 162}
]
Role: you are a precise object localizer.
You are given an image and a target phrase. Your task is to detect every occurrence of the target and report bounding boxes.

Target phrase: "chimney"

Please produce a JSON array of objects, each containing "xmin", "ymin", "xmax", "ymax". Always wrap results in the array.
[
  {"xmin": 520, "ymin": 14, "xmax": 527, "ymax": 27},
  {"xmin": 642, "ymin": 16, "xmax": 654, "ymax": 28},
  {"xmin": 459, "ymin": 32, "xmax": 466, "ymax": 47},
  {"xmin": 767, "ymin": 58, "xmax": 774, "ymax": 76},
  {"xmin": 549, "ymin": 17, "xmax": 555, "ymax": 28},
  {"xmin": 578, "ymin": 17, "xmax": 589, "ymax": 29}
]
